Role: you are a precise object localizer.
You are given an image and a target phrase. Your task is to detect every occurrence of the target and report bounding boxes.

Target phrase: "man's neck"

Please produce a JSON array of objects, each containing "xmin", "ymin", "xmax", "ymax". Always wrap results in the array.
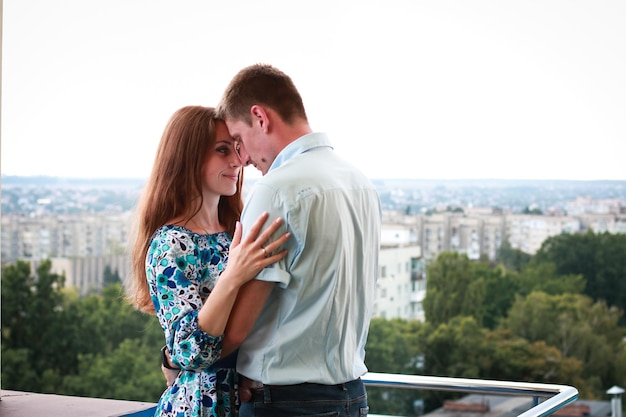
[{"xmin": 274, "ymin": 119, "xmax": 313, "ymax": 148}]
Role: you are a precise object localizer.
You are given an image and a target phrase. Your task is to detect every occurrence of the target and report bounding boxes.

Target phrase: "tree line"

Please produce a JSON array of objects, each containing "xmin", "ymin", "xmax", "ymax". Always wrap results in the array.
[{"xmin": 1, "ymin": 231, "xmax": 625, "ymax": 416}]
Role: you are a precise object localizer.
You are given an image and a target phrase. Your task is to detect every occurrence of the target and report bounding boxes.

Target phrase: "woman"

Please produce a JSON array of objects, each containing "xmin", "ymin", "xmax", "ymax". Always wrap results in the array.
[{"xmin": 127, "ymin": 105, "xmax": 289, "ymax": 416}]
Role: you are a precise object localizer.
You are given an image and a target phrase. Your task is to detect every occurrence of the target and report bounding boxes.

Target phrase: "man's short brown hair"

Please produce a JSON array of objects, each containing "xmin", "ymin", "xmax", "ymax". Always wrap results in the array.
[{"xmin": 216, "ymin": 63, "xmax": 308, "ymax": 125}]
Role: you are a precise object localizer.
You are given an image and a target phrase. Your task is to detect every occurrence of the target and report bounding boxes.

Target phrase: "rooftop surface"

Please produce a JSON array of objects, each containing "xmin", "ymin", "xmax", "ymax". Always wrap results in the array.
[{"xmin": 0, "ymin": 390, "xmax": 157, "ymax": 417}]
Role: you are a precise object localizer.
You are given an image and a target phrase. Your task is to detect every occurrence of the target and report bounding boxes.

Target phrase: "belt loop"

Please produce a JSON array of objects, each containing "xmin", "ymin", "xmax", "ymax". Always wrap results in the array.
[{"xmin": 263, "ymin": 385, "xmax": 272, "ymax": 404}]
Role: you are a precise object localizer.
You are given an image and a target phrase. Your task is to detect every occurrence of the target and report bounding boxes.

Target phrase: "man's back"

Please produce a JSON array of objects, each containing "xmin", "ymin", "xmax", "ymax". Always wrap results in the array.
[{"xmin": 237, "ymin": 133, "xmax": 381, "ymax": 385}]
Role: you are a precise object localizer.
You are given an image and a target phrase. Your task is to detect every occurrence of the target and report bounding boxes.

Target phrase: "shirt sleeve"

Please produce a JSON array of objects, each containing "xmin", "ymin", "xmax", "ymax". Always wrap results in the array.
[
  {"xmin": 241, "ymin": 183, "xmax": 294, "ymax": 287},
  {"xmin": 146, "ymin": 228, "xmax": 223, "ymax": 370}
]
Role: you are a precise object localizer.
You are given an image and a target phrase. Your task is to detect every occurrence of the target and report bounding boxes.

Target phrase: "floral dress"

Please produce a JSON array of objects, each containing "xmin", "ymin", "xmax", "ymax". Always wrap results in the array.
[{"xmin": 146, "ymin": 225, "xmax": 239, "ymax": 417}]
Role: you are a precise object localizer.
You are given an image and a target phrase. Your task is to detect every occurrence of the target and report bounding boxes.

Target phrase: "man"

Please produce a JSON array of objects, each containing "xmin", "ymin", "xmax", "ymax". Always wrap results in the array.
[{"xmin": 217, "ymin": 64, "xmax": 381, "ymax": 417}]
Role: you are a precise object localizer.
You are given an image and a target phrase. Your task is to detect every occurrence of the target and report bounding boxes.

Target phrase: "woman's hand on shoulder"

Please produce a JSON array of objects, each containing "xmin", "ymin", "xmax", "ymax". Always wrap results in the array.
[{"xmin": 224, "ymin": 212, "xmax": 290, "ymax": 287}]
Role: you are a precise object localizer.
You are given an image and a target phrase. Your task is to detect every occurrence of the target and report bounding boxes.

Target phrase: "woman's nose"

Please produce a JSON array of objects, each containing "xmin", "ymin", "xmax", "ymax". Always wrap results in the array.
[{"xmin": 230, "ymin": 152, "xmax": 243, "ymax": 167}]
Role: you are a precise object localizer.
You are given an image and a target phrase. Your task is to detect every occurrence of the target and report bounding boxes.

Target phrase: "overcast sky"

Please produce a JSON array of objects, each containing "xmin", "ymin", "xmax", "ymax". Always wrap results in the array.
[{"xmin": 2, "ymin": 0, "xmax": 625, "ymax": 181}]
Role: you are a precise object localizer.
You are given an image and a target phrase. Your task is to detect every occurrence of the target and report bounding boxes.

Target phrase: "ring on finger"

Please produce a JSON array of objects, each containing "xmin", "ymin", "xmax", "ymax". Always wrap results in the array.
[{"xmin": 262, "ymin": 247, "xmax": 267, "ymax": 257}]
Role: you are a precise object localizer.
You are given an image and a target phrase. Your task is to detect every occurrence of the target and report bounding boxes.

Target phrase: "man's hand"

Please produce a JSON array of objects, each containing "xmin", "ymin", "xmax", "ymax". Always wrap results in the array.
[
  {"xmin": 239, "ymin": 376, "xmax": 255, "ymax": 402},
  {"xmin": 160, "ymin": 345, "xmax": 180, "ymax": 387},
  {"xmin": 162, "ymin": 364, "xmax": 180, "ymax": 387}
]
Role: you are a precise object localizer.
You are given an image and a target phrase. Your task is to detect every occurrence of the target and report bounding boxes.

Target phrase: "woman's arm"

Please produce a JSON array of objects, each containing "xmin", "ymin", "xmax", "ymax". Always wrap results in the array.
[
  {"xmin": 221, "ymin": 278, "xmax": 274, "ymax": 357},
  {"xmin": 198, "ymin": 212, "xmax": 290, "ymax": 335}
]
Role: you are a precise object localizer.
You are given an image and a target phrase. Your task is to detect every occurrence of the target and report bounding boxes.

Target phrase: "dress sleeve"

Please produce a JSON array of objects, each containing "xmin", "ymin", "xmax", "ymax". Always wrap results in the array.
[{"xmin": 147, "ymin": 228, "xmax": 223, "ymax": 370}]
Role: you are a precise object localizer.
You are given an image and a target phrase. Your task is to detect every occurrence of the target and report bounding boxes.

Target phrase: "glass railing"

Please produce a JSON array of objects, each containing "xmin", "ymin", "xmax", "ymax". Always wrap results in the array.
[{"xmin": 363, "ymin": 372, "xmax": 579, "ymax": 417}]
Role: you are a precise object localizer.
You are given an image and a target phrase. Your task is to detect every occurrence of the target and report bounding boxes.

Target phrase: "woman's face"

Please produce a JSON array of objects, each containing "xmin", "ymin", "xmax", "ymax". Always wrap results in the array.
[{"xmin": 202, "ymin": 120, "xmax": 243, "ymax": 197}]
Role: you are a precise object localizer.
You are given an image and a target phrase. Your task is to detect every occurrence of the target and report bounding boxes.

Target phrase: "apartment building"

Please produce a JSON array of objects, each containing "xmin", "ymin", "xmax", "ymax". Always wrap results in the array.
[
  {"xmin": 1, "ymin": 212, "xmax": 133, "ymax": 296},
  {"xmin": 578, "ymin": 213, "xmax": 626, "ymax": 234},
  {"xmin": 375, "ymin": 219, "xmax": 426, "ymax": 321},
  {"xmin": 565, "ymin": 196, "xmax": 625, "ymax": 216},
  {"xmin": 30, "ymin": 255, "xmax": 131, "ymax": 296},
  {"xmin": 375, "ymin": 244, "xmax": 425, "ymax": 321},
  {"xmin": 1, "ymin": 212, "xmax": 133, "ymax": 263},
  {"xmin": 413, "ymin": 212, "xmax": 506, "ymax": 262},
  {"xmin": 504, "ymin": 214, "xmax": 579, "ymax": 254},
  {"xmin": 384, "ymin": 210, "xmax": 591, "ymax": 262}
]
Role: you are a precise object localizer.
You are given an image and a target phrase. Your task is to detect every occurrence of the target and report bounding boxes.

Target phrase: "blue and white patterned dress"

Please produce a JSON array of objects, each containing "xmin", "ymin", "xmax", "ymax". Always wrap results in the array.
[{"xmin": 146, "ymin": 225, "xmax": 239, "ymax": 417}]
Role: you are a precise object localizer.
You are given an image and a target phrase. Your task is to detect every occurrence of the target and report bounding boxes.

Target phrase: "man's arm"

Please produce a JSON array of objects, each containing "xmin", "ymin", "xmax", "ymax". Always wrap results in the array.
[{"xmin": 221, "ymin": 278, "xmax": 274, "ymax": 356}]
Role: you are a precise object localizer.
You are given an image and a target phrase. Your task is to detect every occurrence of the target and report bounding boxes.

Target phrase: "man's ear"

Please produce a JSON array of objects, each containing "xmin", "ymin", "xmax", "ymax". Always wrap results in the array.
[{"xmin": 250, "ymin": 105, "xmax": 270, "ymax": 133}]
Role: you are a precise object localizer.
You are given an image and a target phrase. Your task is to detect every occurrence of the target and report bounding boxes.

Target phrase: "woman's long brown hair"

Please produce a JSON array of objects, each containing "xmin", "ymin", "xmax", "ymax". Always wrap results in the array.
[{"xmin": 127, "ymin": 106, "xmax": 243, "ymax": 314}]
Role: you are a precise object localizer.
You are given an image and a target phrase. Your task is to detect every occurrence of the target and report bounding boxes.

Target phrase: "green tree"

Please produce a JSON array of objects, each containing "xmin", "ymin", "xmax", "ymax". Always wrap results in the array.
[
  {"xmin": 423, "ymin": 252, "xmax": 486, "ymax": 326},
  {"xmin": 497, "ymin": 239, "xmax": 532, "ymax": 272},
  {"xmin": 474, "ymin": 262, "xmax": 519, "ymax": 329},
  {"xmin": 1, "ymin": 260, "xmax": 34, "ymax": 350},
  {"xmin": 480, "ymin": 330, "xmax": 586, "ymax": 392},
  {"xmin": 1, "ymin": 260, "xmax": 163, "ymax": 397},
  {"xmin": 516, "ymin": 262, "xmax": 586, "ymax": 297},
  {"xmin": 366, "ymin": 318, "xmax": 424, "ymax": 416},
  {"xmin": 0, "ymin": 346, "xmax": 39, "ymax": 392},
  {"xmin": 419, "ymin": 316, "xmax": 486, "ymax": 378},
  {"xmin": 0, "ymin": 260, "xmax": 79, "ymax": 391},
  {"xmin": 500, "ymin": 291, "xmax": 625, "ymax": 398},
  {"xmin": 56, "ymin": 283, "xmax": 163, "ymax": 398},
  {"xmin": 415, "ymin": 316, "xmax": 490, "ymax": 412},
  {"xmin": 63, "ymin": 338, "xmax": 164, "ymax": 402},
  {"xmin": 480, "ymin": 259, "xmax": 584, "ymax": 330},
  {"xmin": 75, "ymin": 283, "xmax": 162, "ymax": 355},
  {"xmin": 366, "ymin": 318, "xmax": 421, "ymax": 374},
  {"xmin": 522, "ymin": 206, "xmax": 543, "ymax": 215},
  {"xmin": 102, "ymin": 265, "xmax": 121, "ymax": 288},
  {"xmin": 534, "ymin": 231, "xmax": 626, "ymax": 318}
]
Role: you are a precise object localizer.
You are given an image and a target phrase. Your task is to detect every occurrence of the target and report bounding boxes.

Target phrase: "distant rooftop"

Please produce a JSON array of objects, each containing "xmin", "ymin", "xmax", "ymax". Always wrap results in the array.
[{"xmin": 423, "ymin": 394, "xmax": 611, "ymax": 417}]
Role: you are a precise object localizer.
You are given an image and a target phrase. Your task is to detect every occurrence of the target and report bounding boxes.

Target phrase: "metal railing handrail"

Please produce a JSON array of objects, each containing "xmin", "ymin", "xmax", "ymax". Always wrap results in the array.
[{"xmin": 363, "ymin": 372, "xmax": 579, "ymax": 417}]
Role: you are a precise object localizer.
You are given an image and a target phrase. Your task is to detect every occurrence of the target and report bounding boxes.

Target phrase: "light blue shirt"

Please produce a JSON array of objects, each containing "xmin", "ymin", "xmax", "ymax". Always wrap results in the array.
[{"xmin": 238, "ymin": 132, "xmax": 382, "ymax": 385}]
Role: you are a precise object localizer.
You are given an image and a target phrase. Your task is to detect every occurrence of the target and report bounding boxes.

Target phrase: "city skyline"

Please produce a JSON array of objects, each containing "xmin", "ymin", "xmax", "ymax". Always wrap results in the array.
[{"xmin": 2, "ymin": 0, "xmax": 626, "ymax": 181}]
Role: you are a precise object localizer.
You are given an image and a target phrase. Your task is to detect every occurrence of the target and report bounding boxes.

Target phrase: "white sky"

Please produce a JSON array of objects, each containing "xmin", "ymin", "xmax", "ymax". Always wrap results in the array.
[{"xmin": 2, "ymin": 0, "xmax": 625, "ymax": 181}]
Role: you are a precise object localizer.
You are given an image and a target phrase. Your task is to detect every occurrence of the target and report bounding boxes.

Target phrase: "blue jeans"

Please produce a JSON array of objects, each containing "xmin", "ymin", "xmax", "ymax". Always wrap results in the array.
[{"xmin": 239, "ymin": 378, "xmax": 369, "ymax": 417}]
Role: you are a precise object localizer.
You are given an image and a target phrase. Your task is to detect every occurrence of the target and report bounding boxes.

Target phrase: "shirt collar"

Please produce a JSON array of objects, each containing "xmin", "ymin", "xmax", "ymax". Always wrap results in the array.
[{"xmin": 268, "ymin": 132, "xmax": 334, "ymax": 173}]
